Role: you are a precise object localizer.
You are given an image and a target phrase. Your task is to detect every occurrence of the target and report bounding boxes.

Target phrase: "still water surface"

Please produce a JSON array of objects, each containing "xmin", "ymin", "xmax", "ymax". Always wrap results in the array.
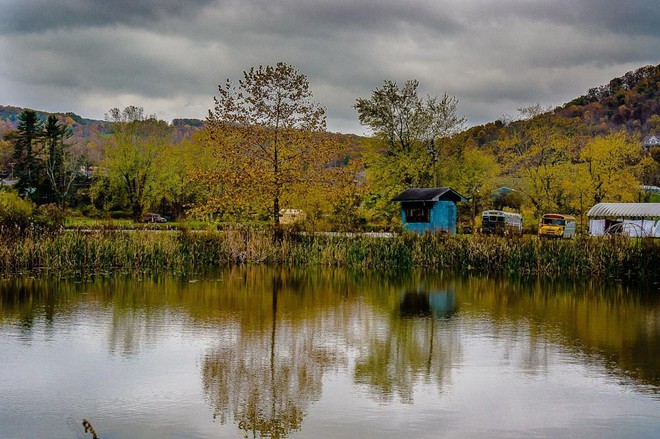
[{"xmin": 1, "ymin": 267, "xmax": 659, "ymax": 438}]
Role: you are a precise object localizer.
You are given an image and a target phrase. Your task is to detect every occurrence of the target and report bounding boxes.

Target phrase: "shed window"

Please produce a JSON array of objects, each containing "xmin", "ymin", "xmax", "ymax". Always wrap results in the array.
[{"xmin": 406, "ymin": 208, "xmax": 430, "ymax": 223}]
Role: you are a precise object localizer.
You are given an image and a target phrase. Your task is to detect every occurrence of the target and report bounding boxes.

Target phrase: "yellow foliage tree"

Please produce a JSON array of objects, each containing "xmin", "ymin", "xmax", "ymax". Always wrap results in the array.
[
  {"xmin": 440, "ymin": 146, "xmax": 500, "ymax": 225},
  {"xmin": 199, "ymin": 62, "xmax": 354, "ymax": 229},
  {"xmin": 504, "ymin": 126, "xmax": 572, "ymax": 215},
  {"xmin": 578, "ymin": 131, "xmax": 643, "ymax": 205}
]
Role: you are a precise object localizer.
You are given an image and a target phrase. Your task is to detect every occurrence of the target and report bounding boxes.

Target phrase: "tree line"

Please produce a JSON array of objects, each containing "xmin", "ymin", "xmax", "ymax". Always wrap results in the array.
[{"xmin": 2, "ymin": 62, "xmax": 659, "ymax": 231}]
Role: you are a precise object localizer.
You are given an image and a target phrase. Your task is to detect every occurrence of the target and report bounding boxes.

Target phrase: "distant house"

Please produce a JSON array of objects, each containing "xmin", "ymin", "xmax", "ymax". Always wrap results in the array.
[
  {"xmin": 392, "ymin": 187, "xmax": 466, "ymax": 234},
  {"xmin": 587, "ymin": 203, "xmax": 660, "ymax": 237},
  {"xmin": 643, "ymin": 135, "xmax": 659, "ymax": 151}
]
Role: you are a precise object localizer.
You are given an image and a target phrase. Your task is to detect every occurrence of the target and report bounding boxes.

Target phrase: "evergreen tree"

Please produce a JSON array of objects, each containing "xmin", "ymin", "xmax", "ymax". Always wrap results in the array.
[{"xmin": 10, "ymin": 109, "xmax": 43, "ymax": 200}]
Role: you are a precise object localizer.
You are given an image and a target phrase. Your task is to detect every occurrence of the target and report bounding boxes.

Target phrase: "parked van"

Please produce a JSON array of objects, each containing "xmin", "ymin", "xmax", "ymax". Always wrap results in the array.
[
  {"xmin": 481, "ymin": 210, "xmax": 523, "ymax": 236},
  {"xmin": 538, "ymin": 214, "xmax": 576, "ymax": 238}
]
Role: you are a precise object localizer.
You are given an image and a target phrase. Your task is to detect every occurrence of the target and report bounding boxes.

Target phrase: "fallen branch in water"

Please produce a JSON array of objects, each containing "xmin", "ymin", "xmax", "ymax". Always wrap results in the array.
[{"xmin": 82, "ymin": 419, "xmax": 99, "ymax": 439}]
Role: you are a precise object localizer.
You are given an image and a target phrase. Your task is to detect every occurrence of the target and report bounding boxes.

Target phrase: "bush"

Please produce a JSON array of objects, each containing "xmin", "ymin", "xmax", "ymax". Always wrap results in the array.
[
  {"xmin": 34, "ymin": 203, "xmax": 65, "ymax": 232},
  {"xmin": 0, "ymin": 190, "xmax": 34, "ymax": 234},
  {"xmin": 0, "ymin": 192, "xmax": 65, "ymax": 236}
]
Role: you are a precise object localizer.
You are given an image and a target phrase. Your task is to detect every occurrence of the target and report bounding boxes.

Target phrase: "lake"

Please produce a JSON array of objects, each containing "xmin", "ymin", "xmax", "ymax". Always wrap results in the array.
[{"xmin": 1, "ymin": 267, "xmax": 659, "ymax": 438}]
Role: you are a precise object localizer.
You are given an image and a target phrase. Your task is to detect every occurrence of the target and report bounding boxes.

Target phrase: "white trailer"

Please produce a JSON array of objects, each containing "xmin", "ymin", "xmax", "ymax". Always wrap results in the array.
[{"xmin": 587, "ymin": 203, "xmax": 660, "ymax": 237}]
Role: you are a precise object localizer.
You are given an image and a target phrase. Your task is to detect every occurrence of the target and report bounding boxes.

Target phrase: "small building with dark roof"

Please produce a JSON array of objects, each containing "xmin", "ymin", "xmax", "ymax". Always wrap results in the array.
[{"xmin": 392, "ymin": 187, "xmax": 466, "ymax": 234}]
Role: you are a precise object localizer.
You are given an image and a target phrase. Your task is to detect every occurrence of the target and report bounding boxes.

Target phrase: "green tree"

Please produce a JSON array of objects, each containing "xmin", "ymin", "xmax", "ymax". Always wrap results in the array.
[
  {"xmin": 8, "ymin": 109, "xmax": 43, "ymax": 200},
  {"xmin": 98, "ymin": 106, "xmax": 172, "ymax": 221},
  {"xmin": 356, "ymin": 80, "xmax": 465, "ymax": 187},
  {"xmin": 43, "ymin": 115, "xmax": 80, "ymax": 209},
  {"xmin": 0, "ymin": 189, "xmax": 34, "ymax": 233},
  {"xmin": 202, "ymin": 62, "xmax": 347, "ymax": 229},
  {"xmin": 0, "ymin": 139, "xmax": 12, "ymax": 177},
  {"xmin": 355, "ymin": 80, "xmax": 465, "ymax": 223},
  {"xmin": 441, "ymin": 146, "xmax": 500, "ymax": 226},
  {"xmin": 152, "ymin": 135, "xmax": 211, "ymax": 220}
]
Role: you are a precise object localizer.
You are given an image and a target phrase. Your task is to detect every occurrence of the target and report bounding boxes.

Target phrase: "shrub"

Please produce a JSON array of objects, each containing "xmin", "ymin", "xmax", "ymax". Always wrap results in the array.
[{"xmin": 0, "ymin": 190, "xmax": 34, "ymax": 234}]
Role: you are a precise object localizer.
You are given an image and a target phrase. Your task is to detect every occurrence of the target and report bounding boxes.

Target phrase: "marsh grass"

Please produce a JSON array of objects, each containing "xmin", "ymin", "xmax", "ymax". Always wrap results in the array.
[{"xmin": 0, "ymin": 229, "xmax": 657, "ymax": 281}]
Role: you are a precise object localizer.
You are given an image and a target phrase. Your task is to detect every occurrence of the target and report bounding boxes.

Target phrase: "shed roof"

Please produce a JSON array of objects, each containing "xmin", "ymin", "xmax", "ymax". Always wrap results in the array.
[
  {"xmin": 392, "ymin": 187, "xmax": 466, "ymax": 203},
  {"xmin": 587, "ymin": 203, "xmax": 660, "ymax": 218}
]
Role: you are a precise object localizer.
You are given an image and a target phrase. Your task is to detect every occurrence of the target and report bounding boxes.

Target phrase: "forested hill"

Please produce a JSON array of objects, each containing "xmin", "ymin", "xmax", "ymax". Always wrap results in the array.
[
  {"xmin": 0, "ymin": 106, "xmax": 205, "ymax": 144},
  {"xmin": 0, "ymin": 105, "xmax": 110, "ymax": 145},
  {"xmin": 452, "ymin": 64, "xmax": 660, "ymax": 150},
  {"xmin": 561, "ymin": 64, "xmax": 659, "ymax": 133}
]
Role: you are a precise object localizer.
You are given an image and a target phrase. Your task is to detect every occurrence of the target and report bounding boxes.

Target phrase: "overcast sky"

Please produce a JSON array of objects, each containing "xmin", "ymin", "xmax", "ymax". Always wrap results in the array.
[{"xmin": 1, "ymin": 0, "xmax": 658, "ymax": 134}]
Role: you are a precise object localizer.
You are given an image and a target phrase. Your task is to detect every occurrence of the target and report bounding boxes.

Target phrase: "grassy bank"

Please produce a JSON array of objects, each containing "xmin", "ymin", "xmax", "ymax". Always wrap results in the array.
[{"xmin": 0, "ymin": 229, "xmax": 657, "ymax": 281}]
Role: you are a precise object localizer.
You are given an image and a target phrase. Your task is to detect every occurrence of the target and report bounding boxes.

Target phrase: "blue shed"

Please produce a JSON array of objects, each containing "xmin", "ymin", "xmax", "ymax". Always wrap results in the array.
[{"xmin": 392, "ymin": 187, "xmax": 466, "ymax": 234}]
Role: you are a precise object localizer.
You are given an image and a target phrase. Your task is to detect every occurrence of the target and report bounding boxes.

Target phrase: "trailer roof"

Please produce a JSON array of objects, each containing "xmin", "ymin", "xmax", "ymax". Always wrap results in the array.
[{"xmin": 587, "ymin": 203, "xmax": 660, "ymax": 218}]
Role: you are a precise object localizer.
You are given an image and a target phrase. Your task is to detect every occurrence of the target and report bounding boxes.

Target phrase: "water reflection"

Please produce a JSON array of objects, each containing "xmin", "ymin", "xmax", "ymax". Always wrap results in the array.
[
  {"xmin": 399, "ymin": 289, "xmax": 456, "ymax": 319},
  {"xmin": 353, "ymin": 283, "xmax": 460, "ymax": 405},
  {"xmin": 202, "ymin": 270, "xmax": 335, "ymax": 438},
  {"xmin": 0, "ymin": 269, "xmax": 659, "ymax": 438}
]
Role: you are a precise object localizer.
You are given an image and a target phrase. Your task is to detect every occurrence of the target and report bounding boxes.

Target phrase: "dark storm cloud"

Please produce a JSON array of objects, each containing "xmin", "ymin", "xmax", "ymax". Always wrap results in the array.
[
  {"xmin": 1, "ymin": 0, "xmax": 216, "ymax": 33},
  {"xmin": 2, "ymin": 0, "xmax": 462, "ymax": 36},
  {"xmin": 492, "ymin": 0, "xmax": 659, "ymax": 37}
]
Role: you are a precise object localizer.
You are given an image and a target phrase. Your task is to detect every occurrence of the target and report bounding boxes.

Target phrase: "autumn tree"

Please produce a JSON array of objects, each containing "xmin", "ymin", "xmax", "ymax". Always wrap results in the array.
[
  {"xmin": 98, "ymin": 106, "xmax": 172, "ymax": 221},
  {"xmin": 202, "ymin": 62, "xmax": 349, "ymax": 229},
  {"xmin": 501, "ymin": 124, "xmax": 573, "ymax": 215},
  {"xmin": 440, "ymin": 146, "xmax": 500, "ymax": 226},
  {"xmin": 290, "ymin": 135, "xmax": 366, "ymax": 231},
  {"xmin": 577, "ymin": 132, "xmax": 644, "ymax": 205}
]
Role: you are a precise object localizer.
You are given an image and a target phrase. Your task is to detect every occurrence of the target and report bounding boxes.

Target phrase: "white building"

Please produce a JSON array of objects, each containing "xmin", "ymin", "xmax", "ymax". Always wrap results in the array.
[
  {"xmin": 643, "ymin": 135, "xmax": 659, "ymax": 151},
  {"xmin": 587, "ymin": 203, "xmax": 660, "ymax": 237}
]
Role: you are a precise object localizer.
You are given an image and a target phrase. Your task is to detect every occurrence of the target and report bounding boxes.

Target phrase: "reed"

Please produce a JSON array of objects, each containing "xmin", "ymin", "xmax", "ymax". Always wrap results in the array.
[{"xmin": 0, "ymin": 229, "xmax": 657, "ymax": 281}]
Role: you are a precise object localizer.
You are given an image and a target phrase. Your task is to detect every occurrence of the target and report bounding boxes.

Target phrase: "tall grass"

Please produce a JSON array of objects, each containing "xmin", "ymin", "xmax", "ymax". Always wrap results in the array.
[{"xmin": 0, "ymin": 229, "xmax": 657, "ymax": 281}]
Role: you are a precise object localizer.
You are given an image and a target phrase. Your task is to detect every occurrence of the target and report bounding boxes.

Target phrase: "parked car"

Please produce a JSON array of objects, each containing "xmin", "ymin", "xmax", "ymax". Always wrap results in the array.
[{"xmin": 143, "ymin": 213, "xmax": 167, "ymax": 223}]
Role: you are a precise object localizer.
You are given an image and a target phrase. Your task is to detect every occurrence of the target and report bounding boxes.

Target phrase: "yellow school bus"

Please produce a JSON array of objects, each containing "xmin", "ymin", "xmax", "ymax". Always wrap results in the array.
[{"xmin": 538, "ymin": 214, "xmax": 576, "ymax": 238}]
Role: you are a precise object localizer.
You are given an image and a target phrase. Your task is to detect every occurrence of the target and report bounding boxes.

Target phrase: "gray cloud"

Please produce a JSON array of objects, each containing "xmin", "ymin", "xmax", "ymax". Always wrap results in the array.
[
  {"xmin": 1, "ymin": 0, "xmax": 216, "ymax": 33},
  {"xmin": 0, "ymin": 0, "xmax": 658, "ymax": 133},
  {"xmin": 490, "ymin": 0, "xmax": 660, "ymax": 37}
]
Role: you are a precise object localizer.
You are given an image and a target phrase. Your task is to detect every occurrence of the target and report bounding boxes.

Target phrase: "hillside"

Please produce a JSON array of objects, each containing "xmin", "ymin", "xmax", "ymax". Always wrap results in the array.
[
  {"xmin": 0, "ymin": 106, "xmax": 206, "ymax": 149},
  {"xmin": 0, "ymin": 105, "xmax": 110, "ymax": 156},
  {"xmin": 451, "ymin": 64, "xmax": 660, "ymax": 151},
  {"xmin": 560, "ymin": 64, "xmax": 660, "ymax": 134}
]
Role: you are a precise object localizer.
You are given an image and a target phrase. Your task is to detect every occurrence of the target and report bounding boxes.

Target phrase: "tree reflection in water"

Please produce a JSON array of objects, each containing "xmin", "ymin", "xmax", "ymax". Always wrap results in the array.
[
  {"xmin": 201, "ymin": 269, "xmax": 345, "ymax": 438},
  {"xmin": 354, "ymin": 282, "xmax": 461, "ymax": 404}
]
